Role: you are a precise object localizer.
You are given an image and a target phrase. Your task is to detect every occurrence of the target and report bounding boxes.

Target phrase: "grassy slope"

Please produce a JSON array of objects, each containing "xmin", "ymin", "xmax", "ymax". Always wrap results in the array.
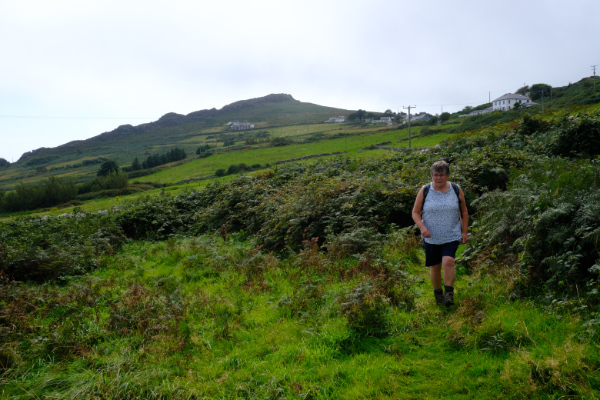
[
  {"xmin": 145, "ymin": 125, "xmax": 437, "ymax": 184},
  {"xmin": 0, "ymin": 96, "xmax": 349, "ymax": 186}
]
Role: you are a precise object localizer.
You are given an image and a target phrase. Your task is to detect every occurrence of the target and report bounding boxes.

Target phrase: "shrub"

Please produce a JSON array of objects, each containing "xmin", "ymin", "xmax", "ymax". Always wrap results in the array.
[
  {"xmin": 518, "ymin": 113, "xmax": 548, "ymax": 136},
  {"xmin": 551, "ymin": 113, "xmax": 600, "ymax": 157},
  {"xmin": 0, "ymin": 177, "xmax": 78, "ymax": 213},
  {"xmin": 0, "ymin": 213, "xmax": 124, "ymax": 282},
  {"xmin": 462, "ymin": 158, "xmax": 600, "ymax": 298}
]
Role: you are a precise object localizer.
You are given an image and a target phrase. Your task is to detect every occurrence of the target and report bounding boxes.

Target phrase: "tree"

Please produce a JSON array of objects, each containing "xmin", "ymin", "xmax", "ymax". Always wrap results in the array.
[
  {"xmin": 196, "ymin": 144, "xmax": 211, "ymax": 155},
  {"xmin": 513, "ymin": 101, "xmax": 522, "ymax": 110},
  {"xmin": 96, "ymin": 170, "xmax": 128, "ymax": 190},
  {"xmin": 348, "ymin": 109, "xmax": 367, "ymax": 122},
  {"xmin": 428, "ymin": 116, "xmax": 439, "ymax": 126},
  {"xmin": 440, "ymin": 112, "xmax": 451, "ymax": 123},
  {"xmin": 0, "ymin": 158, "xmax": 9, "ymax": 168},
  {"xmin": 97, "ymin": 160, "xmax": 119, "ymax": 177},
  {"xmin": 131, "ymin": 157, "xmax": 142, "ymax": 171},
  {"xmin": 516, "ymin": 85, "xmax": 530, "ymax": 96},
  {"xmin": 529, "ymin": 83, "xmax": 552, "ymax": 100},
  {"xmin": 383, "ymin": 109, "xmax": 394, "ymax": 116}
]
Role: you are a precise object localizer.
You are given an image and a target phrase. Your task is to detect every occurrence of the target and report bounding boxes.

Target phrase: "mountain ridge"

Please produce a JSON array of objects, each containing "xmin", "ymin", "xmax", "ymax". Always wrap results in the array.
[{"xmin": 15, "ymin": 93, "xmax": 335, "ymax": 163}]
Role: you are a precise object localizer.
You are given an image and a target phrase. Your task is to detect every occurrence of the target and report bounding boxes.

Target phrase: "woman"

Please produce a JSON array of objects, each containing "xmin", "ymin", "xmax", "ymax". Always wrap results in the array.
[{"xmin": 412, "ymin": 160, "xmax": 469, "ymax": 306}]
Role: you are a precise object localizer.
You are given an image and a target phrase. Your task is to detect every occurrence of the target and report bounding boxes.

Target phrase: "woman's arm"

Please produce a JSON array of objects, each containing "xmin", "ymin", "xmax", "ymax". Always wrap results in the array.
[{"xmin": 412, "ymin": 187, "xmax": 431, "ymax": 238}]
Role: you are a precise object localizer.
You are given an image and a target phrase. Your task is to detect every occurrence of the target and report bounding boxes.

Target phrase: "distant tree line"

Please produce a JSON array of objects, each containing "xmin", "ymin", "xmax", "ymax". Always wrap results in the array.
[
  {"xmin": 215, "ymin": 163, "xmax": 267, "ymax": 177},
  {"xmin": 127, "ymin": 147, "xmax": 187, "ymax": 171},
  {"xmin": 0, "ymin": 160, "xmax": 129, "ymax": 213},
  {"xmin": 0, "ymin": 177, "xmax": 78, "ymax": 212}
]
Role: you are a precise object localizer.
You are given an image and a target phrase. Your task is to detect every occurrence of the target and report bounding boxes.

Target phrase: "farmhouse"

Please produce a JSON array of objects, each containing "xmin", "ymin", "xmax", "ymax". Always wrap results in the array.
[
  {"xmin": 325, "ymin": 116, "xmax": 346, "ymax": 123},
  {"xmin": 492, "ymin": 93, "xmax": 534, "ymax": 111},
  {"xmin": 370, "ymin": 116, "xmax": 393, "ymax": 125},
  {"xmin": 230, "ymin": 121, "xmax": 255, "ymax": 131}
]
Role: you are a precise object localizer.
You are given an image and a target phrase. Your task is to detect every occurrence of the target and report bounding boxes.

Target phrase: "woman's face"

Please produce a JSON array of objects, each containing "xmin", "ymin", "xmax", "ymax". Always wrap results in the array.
[{"xmin": 432, "ymin": 171, "xmax": 448, "ymax": 187}]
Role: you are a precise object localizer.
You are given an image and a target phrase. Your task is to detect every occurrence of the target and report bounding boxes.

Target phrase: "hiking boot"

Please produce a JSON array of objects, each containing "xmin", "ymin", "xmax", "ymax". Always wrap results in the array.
[
  {"xmin": 445, "ymin": 292, "xmax": 454, "ymax": 307},
  {"xmin": 434, "ymin": 290, "xmax": 445, "ymax": 305}
]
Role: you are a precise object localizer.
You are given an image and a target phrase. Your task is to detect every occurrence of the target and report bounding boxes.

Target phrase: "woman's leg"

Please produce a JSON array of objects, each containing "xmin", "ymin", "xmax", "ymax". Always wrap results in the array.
[
  {"xmin": 442, "ymin": 256, "xmax": 456, "ymax": 287},
  {"xmin": 430, "ymin": 263, "xmax": 442, "ymax": 290}
]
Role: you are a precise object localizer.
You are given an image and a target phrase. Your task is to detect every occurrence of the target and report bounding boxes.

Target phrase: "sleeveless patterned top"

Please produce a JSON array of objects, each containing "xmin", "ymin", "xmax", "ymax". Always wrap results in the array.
[{"xmin": 422, "ymin": 182, "xmax": 462, "ymax": 244}]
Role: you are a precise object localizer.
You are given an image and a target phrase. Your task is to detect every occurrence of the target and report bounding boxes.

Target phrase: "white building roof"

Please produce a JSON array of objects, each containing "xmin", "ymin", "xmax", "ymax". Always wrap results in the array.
[{"xmin": 492, "ymin": 93, "xmax": 532, "ymax": 102}]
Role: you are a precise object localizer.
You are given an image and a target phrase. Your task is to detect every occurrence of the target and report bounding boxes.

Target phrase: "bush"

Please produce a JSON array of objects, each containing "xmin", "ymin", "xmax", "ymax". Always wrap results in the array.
[
  {"xmin": 462, "ymin": 158, "xmax": 600, "ymax": 297},
  {"xmin": 0, "ymin": 177, "xmax": 78, "ymax": 213},
  {"xmin": 551, "ymin": 113, "xmax": 600, "ymax": 157},
  {"xmin": 0, "ymin": 213, "xmax": 124, "ymax": 282},
  {"xmin": 270, "ymin": 137, "xmax": 293, "ymax": 147}
]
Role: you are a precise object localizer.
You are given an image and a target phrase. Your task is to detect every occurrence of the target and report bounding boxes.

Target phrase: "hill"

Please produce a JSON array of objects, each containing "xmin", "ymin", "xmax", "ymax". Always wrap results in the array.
[
  {"xmin": 1, "ymin": 76, "xmax": 598, "ymax": 192},
  {"xmin": 0, "ymin": 94, "xmax": 349, "ymax": 186}
]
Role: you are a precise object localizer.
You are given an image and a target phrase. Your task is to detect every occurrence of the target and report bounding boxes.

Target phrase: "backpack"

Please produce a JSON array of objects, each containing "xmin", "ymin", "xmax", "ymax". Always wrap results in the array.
[{"xmin": 422, "ymin": 182, "xmax": 463, "ymax": 217}]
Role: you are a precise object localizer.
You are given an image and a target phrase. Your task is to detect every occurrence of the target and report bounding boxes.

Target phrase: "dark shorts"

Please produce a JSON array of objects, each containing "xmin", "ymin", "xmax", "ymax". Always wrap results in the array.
[{"xmin": 423, "ymin": 240, "xmax": 460, "ymax": 267}]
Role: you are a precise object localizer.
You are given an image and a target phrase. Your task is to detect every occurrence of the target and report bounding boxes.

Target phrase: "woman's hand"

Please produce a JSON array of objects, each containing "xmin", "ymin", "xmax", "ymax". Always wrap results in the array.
[
  {"xmin": 420, "ymin": 226, "xmax": 431, "ymax": 238},
  {"xmin": 462, "ymin": 232, "xmax": 469, "ymax": 244}
]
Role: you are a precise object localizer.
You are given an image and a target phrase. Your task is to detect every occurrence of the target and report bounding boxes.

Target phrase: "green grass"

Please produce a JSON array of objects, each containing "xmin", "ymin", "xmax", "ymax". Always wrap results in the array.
[
  {"xmin": 2, "ymin": 232, "xmax": 597, "ymax": 399},
  {"xmin": 144, "ymin": 126, "xmax": 444, "ymax": 184}
]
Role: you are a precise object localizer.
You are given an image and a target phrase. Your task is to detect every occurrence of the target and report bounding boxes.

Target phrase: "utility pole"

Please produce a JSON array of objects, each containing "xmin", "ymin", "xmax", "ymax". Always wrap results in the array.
[
  {"xmin": 592, "ymin": 65, "xmax": 598, "ymax": 77},
  {"xmin": 403, "ymin": 105, "xmax": 416, "ymax": 148}
]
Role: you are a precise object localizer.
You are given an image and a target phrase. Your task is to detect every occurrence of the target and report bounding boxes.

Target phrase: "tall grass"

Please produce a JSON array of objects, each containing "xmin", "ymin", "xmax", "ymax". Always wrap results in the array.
[{"xmin": 2, "ymin": 231, "xmax": 598, "ymax": 398}]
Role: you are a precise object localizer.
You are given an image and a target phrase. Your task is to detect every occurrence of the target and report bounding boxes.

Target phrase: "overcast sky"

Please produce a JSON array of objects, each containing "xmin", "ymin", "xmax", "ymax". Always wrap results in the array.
[{"xmin": 1, "ymin": 0, "xmax": 598, "ymax": 162}]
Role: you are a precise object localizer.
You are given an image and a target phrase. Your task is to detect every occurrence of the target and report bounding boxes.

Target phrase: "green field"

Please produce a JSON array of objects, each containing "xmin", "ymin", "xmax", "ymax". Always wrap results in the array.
[{"xmin": 144, "ymin": 126, "xmax": 441, "ymax": 184}]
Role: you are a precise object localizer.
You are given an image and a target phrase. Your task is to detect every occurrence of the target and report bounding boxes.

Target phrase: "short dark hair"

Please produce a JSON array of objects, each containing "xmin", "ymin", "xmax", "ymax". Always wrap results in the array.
[{"xmin": 431, "ymin": 160, "xmax": 450, "ymax": 176}]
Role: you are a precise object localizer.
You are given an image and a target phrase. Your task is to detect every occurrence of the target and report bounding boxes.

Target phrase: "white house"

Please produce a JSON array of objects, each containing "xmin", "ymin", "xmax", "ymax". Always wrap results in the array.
[
  {"xmin": 492, "ymin": 93, "xmax": 534, "ymax": 111},
  {"xmin": 325, "ymin": 116, "xmax": 346, "ymax": 123},
  {"xmin": 230, "ymin": 121, "xmax": 254, "ymax": 131}
]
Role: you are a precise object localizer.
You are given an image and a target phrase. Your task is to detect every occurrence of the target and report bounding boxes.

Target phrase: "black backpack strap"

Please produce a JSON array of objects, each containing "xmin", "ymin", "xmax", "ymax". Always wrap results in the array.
[
  {"xmin": 451, "ymin": 182, "xmax": 463, "ymax": 218},
  {"xmin": 421, "ymin": 183, "xmax": 430, "ymax": 210}
]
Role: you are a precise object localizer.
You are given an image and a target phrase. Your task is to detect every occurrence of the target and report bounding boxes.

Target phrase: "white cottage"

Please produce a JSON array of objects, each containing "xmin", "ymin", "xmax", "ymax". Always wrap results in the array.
[{"xmin": 492, "ymin": 93, "xmax": 533, "ymax": 111}]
